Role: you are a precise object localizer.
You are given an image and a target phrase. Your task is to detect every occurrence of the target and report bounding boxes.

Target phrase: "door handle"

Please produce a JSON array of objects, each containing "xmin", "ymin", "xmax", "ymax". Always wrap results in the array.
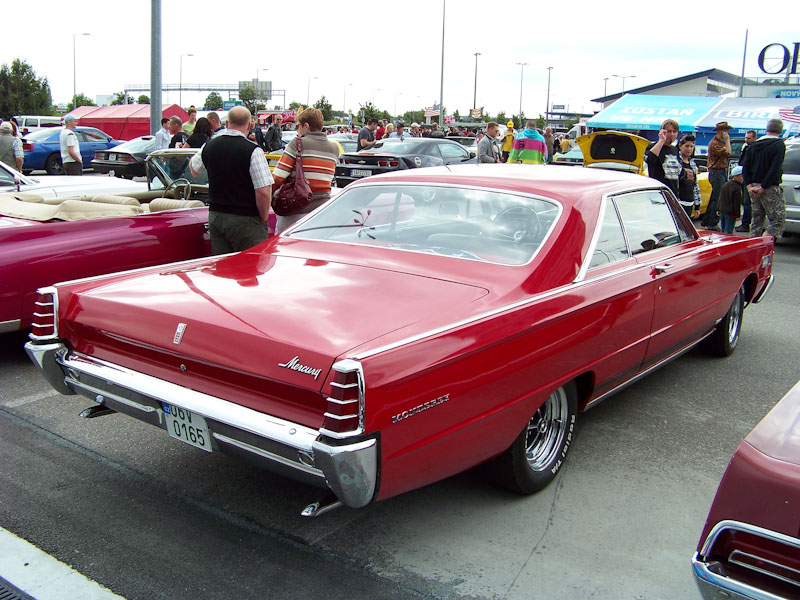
[{"xmin": 654, "ymin": 264, "xmax": 674, "ymax": 274}]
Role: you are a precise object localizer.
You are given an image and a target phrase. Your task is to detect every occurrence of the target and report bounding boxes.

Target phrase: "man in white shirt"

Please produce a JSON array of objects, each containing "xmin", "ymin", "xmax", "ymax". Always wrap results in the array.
[
  {"xmin": 59, "ymin": 115, "xmax": 82, "ymax": 175},
  {"xmin": 154, "ymin": 117, "xmax": 171, "ymax": 151}
]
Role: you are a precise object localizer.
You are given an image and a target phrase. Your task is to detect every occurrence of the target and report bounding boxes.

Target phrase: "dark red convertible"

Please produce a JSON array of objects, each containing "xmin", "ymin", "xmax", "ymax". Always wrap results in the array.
[{"xmin": 25, "ymin": 164, "xmax": 774, "ymax": 516}]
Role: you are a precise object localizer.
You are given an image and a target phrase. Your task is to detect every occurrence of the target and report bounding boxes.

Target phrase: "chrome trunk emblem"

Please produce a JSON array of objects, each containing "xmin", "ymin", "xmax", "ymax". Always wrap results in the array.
[{"xmin": 278, "ymin": 356, "xmax": 322, "ymax": 380}]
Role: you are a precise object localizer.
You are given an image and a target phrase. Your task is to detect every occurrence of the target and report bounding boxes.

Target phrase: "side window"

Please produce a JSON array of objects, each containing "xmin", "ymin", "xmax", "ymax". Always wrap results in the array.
[
  {"xmin": 784, "ymin": 145, "xmax": 800, "ymax": 175},
  {"xmin": 425, "ymin": 144, "xmax": 443, "ymax": 159},
  {"xmin": 82, "ymin": 130, "xmax": 107, "ymax": 142},
  {"xmin": 440, "ymin": 143, "xmax": 469, "ymax": 161},
  {"xmin": 589, "ymin": 201, "xmax": 629, "ymax": 269},
  {"xmin": 615, "ymin": 191, "xmax": 681, "ymax": 254},
  {"xmin": 73, "ymin": 132, "xmax": 86, "ymax": 142}
]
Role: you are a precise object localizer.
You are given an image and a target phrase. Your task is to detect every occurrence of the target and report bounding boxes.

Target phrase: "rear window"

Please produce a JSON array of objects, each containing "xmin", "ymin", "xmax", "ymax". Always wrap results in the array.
[
  {"xmin": 369, "ymin": 139, "xmax": 425, "ymax": 153},
  {"xmin": 114, "ymin": 137, "xmax": 155, "ymax": 153},
  {"xmin": 783, "ymin": 144, "xmax": 800, "ymax": 175},
  {"xmin": 24, "ymin": 128, "xmax": 60, "ymax": 141}
]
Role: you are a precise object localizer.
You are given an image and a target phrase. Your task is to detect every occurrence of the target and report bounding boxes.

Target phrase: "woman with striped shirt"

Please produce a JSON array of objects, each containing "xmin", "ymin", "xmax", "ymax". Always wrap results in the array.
[{"xmin": 272, "ymin": 107, "xmax": 339, "ymax": 233}]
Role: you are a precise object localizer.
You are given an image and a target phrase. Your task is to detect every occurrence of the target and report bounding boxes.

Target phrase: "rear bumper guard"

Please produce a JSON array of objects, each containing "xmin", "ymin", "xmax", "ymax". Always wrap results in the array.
[{"xmin": 24, "ymin": 341, "xmax": 377, "ymax": 509}]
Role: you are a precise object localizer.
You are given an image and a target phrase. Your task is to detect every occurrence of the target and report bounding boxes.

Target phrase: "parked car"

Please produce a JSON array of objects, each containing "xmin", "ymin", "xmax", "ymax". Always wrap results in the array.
[
  {"xmin": 91, "ymin": 135, "xmax": 156, "ymax": 179},
  {"xmin": 13, "ymin": 115, "xmax": 62, "ymax": 136},
  {"xmin": 552, "ymin": 145, "xmax": 584, "ymax": 166},
  {"xmin": 21, "ymin": 126, "xmax": 122, "ymax": 175},
  {"xmin": 0, "ymin": 157, "xmax": 148, "ymax": 198},
  {"xmin": 448, "ymin": 136, "xmax": 479, "ymax": 158},
  {"xmin": 335, "ymin": 137, "xmax": 475, "ymax": 187},
  {"xmin": 692, "ymin": 379, "xmax": 800, "ymax": 599},
  {"xmin": 25, "ymin": 164, "xmax": 773, "ymax": 515}
]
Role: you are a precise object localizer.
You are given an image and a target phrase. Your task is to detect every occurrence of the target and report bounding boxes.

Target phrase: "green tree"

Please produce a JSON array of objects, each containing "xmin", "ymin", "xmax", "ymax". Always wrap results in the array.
[
  {"xmin": 0, "ymin": 59, "xmax": 52, "ymax": 117},
  {"xmin": 534, "ymin": 114, "xmax": 546, "ymax": 129},
  {"xmin": 111, "ymin": 91, "xmax": 134, "ymax": 105},
  {"xmin": 288, "ymin": 101, "xmax": 303, "ymax": 111},
  {"xmin": 358, "ymin": 101, "xmax": 382, "ymax": 122},
  {"xmin": 239, "ymin": 86, "xmax": 260, "ymax": 114},
  {"xmin": 66, "ymin": 93, "xmax": 95, "ymax": 112},
  {"xmin": 402, "ymin": 109, "xmax": 425, "ymax": 125},
  {"xmin": 496, "ymin": 111, "xmax": 507, "ymax": 126},
  {"xmin": 313, "ymin": 95, "xmax": 333, "ymax": 121},
  {"xmin": 204, "ymin": 91, "xmax": 223, "ymax": 110},
  {"xmin": 453, "ymin": 109, "xmax": 461, "ymax": 122},
  {"xmin": 137, "ymin": 94, "xmax": 150, "ymax": 104}
]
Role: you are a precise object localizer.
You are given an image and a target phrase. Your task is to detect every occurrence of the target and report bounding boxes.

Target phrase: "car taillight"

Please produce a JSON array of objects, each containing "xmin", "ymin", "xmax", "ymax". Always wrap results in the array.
[
  {"xmin": 119, "ymin": 155, "xmax": 134, "ymax": 162},
  {"xmin": 23, "ymin": 142, "xmax": 33, "ymax": 152},
  {"xmin": 30, "ymin": 288, "xmax": 58, "ymax": 341},
  {"xmin": 94, "ymin": 152, "xmax": 103, "ymax": 160},
  {"xmin": 377, "ymin": 160, "xmax": 399, "ymax": 167},
  {"xmin": 320, "ymin": 359, "xmax": 363, "ymax": 438}
]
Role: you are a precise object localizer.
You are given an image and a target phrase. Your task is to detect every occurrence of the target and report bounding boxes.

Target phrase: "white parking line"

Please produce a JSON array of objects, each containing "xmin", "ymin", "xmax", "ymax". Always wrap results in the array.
[
  {"xmin": 0, "ymin": 527, "xmax": 125, "ymax": 600},
  {"xmin": 2, "ymin": 392, "xmax": 55, "ymax": 408}
]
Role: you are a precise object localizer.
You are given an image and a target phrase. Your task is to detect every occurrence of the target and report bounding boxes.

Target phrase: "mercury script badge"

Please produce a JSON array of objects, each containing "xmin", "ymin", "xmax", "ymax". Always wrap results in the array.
[
  {"xmin": 278, "ymin": 356, "xmax": 322, "ymax": 380},
  {"xmin": 173, "ymin": 323, "xmax": 187, "ymax": 345}
]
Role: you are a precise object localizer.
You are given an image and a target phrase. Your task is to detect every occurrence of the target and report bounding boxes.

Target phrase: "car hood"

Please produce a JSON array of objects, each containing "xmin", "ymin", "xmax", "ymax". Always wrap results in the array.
[
  {"xmin": 14, "ymin": 175, "xmax": 148, "ymax": 198},
  {"xmin": 62, "ymin": 250, "xmax": 490, "ymax": 390},
  {"xmin": 576, "ymin": 130, "xmax": 649, "ymax": 173}
]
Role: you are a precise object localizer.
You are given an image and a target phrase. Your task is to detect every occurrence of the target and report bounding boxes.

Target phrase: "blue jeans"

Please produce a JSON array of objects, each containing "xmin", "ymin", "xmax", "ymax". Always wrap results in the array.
[{"xmin": 720, "ymin": 214, "xmax": 736, "ymax": 234}]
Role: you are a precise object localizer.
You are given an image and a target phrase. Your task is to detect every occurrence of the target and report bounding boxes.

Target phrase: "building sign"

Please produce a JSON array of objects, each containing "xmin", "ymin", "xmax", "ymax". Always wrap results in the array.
[
  {"xmin": 552, "ymin": 104, "xmax": 565, "ymax": 110},
  {"xmin": 470, "ymin": 108, "xmax": 482, "ymax": 119},
  {"xmin": 775, "ymin": 89, "xmax": 800, "ymax": 99},
  {"xmin": 223, "ymin": 100, "xmax": 242, "ymax": 110},
  {"xmin": 758, "ymin": 42, "xmax": 799, "ymax": 75}
]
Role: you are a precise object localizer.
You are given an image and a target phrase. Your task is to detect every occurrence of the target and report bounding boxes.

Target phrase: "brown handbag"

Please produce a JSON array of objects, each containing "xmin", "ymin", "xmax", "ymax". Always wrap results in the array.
[{"xmin": 271, "ymin": 136, "xmax": 314, "ymax": 216}]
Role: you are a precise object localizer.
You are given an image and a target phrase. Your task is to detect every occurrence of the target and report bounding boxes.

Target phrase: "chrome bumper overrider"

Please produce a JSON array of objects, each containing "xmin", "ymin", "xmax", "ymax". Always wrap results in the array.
[{"xmin": 24, "ymin": 341, "xmax": 378, "ymax": 509}]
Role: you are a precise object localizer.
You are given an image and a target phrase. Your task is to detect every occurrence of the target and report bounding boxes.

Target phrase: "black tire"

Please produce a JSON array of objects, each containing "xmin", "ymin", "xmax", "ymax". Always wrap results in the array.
[
  {"xmin": 22, "ymin": 169, "xmax": 32, "ymax": 175},
  {"xmin": 44, "ymin": 154, "xmax": 63, "ymax": 175},
  {"xmin": 496, "ymin": 381, "xmax": 578, "ymax": 494},
  {"xmin": 703, "ymin": 285, "xmax": 744, "ymax": 357}
]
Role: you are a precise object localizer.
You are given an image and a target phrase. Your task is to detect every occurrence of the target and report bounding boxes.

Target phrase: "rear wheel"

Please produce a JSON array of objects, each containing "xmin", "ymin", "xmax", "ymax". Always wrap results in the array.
[
  {"xmin": 496, "ymin": 381, "xmax": 578, "ymax": 494},
  {"xmin": 44, "ymin": 154, "xmax": 63, "ymax": 175},
  {"xmin": 703, "ymin": 285, "xmax": 744, "ymax": 357}
]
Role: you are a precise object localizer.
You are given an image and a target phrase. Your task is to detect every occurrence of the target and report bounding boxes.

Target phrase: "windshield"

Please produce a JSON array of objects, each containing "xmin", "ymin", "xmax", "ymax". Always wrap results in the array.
[
  {"xmin": 288, "ymin": 184, "xmax": 560, "ymax": 266},
  {"xmin": 147, "ymin": 152, "xmax": 209, "ymax": 191}
]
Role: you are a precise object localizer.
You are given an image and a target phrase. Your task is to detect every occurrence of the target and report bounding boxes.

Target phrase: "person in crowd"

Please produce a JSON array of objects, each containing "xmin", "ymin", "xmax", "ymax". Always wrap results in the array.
[
  {"xmin": 501, "ymin": 120, "xmax": 516, "ymax": 162},
  {"xmin": 154, "ymin": 117, "xmax": 171, "ymax": 150},
  {"xmin": 717, "ymin": 165, "xmax": 743, "ymax": 234},
  {"xmin": 508, "ymin": 120, "xmax": 546, "ymax": 164},
  {"xmin": 700, "ymin": 121, "xmax": 732, "ymax": 229},
  {"xmin": 189, "ymin": 105, "xmax": 273, "ymax": 254},
  {"xmin": 266, "ymin": 115, "xmax": 283, "ymax": 151},
  {"xmin": 248, "ymin": 116, "xmax": 268, "ymax": 151},
  {"xmin": 736, "ymin": 129, "xmax": 757, "ymax": 232},
  {"xmin": 389, "ymin": 123, "xmax": 407, "ymax": 139},
  {"xmin": 560, "ymin": 135, "xmax": 570, "ymax": 154},
  {"xmin": 543, "ymin": 126, "xmax": 555, "ymax": 164},
  {"xmin": 59, "ymin": 114, "xmax": 82, "ymax": 175},
  {"xmin": 168, "ymin": 116, "xmax": 188, "ymax": 148},
  {"xmin": 382, "ymin": 123, "xmax": 394, "ymax": 139},
  {"xmin": 207, "ymin": 112, "xmax": 225, "ymax": 136},
  {"xmin": 184, "ymin": 117, "xmax": 213, "ymax": 148},
  {"xmin": 271, "ymin": 107, "xmax": 339, "ymax": 233},
  {"xmin": 358, "ymin": 118, "xmax": 379, "ymax": 150},
  {"xmin": 375, "ymin": 120, "xmax": 386, "ymax": 140},
  {"xmin": 410, "ymin": 122, "xmax": 421, "ymax": 137},
  {"xmin": 676, "ymin": 134, "xmax": 700, "ymax": 218},
  {"xmin": 742, "ymin": 118, "xmax": 786, "ymax": 238},
  {"xmin": 430, "ymin": 123, "xmax": 444, "ymax": 138},
  {"xmin": 477, "ymin": 121, "xmax": 500, "ymax": 163},
  {"xmin": 0, "ymin": 121, "xmax": 23, "ymax": 171},
  {"xmin": 645, "ymin": 118, "xmax": 681, "ymax": 199},
  {"xmin": 182, "ymin": 107, "xmax": 198, "ymax": 136}
]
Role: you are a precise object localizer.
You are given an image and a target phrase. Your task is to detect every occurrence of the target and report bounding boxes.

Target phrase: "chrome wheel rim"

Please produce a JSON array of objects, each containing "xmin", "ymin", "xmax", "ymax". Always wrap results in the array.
[
  {"xmin": 525, "ymin": 387, "xmax": 568, "ymax": 471},
  {"xmin": 727, "ymin": 291, "xmax": 742, "ymax": 345}
]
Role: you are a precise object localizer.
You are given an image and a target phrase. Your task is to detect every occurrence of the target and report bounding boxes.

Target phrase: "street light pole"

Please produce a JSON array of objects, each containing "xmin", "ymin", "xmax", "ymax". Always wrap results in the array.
[
  {"xmin": 179, "ymin": 53, "xmax": 193, "ymax": 108},
  {"xmin": 603, "ymin": 77, "xmax": 609, "ymax": 96},
  {"xmin": 545, "ymin": 66, "xmax": 553, "ymax": 129},
  {"xmin": 255, "ymin": 68, "xmax": 268, "ymax": 105},
  {"xmin": 612, "ymin": 74, "xmax": 636, "ymax": 93},
  {"xmin": 516, "ymin": 62, "xmax": 528, "ymax": 120},
  {"xmin": 306, "ymin": 76, "xmax": 318, "ymax": 106},
  {"xmin": 72, "ymin": 32, "xmax": 90, "ymax": 107},
  {"xmin": 343, "ymin": 82, "xmax": 352, "ymax": 116},
  {"xmin": 473, "ymin": 52, "xmax": 481, "ymax": 111}
]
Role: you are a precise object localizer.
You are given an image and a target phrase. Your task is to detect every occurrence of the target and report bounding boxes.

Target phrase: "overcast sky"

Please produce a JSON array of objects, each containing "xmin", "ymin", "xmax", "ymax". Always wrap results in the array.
[{"xmin": 6, "ymin": 0, "xmax": 799, "ymax": 119}]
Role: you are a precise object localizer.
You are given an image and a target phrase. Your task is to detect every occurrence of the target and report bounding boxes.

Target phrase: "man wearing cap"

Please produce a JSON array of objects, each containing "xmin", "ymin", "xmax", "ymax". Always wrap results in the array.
[
  {"xmin": 742, "ymin": 118, "xmax": 786, "ymax": 238},
  {"xmin": 501, "ymin": 121, "xmax": 516, "ymax": 163},
  {"xmin": 409, "ymin": 123, "xmax": 421, "ymax": 137},
  {"xmin": 701, "ymin": 121, "xmax": 732, "ymax": 229},
  {"xmin": 59, "ymin": 115, "xmax": 82, "ymax": 175},
  {"xmin": 389, "ymin": 123, "xmax": 407, "ymax": 139},
  {"xmin": 717, "ymin": 165, "xmax": 744, "ymax": 234},
  {"xmin": 0, "ymin": 121, "xmax": 23, "ymax": 171}
]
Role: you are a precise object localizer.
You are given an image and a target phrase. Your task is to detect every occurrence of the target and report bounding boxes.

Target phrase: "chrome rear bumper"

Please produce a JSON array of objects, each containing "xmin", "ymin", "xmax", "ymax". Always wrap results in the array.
[{"xmin": 25, "ymin": 341, "xmax": 377, "ymax": 509}]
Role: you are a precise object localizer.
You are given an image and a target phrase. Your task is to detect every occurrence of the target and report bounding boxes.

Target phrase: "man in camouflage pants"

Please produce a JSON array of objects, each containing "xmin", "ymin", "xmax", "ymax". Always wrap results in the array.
[{"xmin": 742, "ymin": 118, "xmax": 786, "ymax": 238}]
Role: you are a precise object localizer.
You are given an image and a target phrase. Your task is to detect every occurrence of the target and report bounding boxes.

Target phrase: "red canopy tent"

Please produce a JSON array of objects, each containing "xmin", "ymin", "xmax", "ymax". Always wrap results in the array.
[{"xmin": 64, "ymin": 104, "xmax": 189, "ymax": 140}]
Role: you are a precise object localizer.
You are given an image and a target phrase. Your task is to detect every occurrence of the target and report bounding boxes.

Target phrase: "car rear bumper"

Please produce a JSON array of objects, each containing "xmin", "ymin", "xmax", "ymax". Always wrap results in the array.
[
  {"xmin": 91, "ymin": 160, "xmax": 144, "ymax": 178},
  {"xmin": 25, "ymin": 340, "xmax": 378, "ymax": 509}
]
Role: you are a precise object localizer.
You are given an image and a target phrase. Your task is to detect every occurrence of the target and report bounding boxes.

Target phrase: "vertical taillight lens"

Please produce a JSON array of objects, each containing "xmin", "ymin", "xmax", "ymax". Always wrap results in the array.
[
  {"xmin": 30, "ymin": 288, "xmax": 57, "ymax": 340},
  {"xmin": 321, "ymin": 360, "xmax": 363, "ymax": 438}
]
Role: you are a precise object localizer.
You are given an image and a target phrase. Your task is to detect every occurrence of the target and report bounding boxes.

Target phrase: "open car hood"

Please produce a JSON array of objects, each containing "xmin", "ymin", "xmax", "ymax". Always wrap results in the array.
[{"xmin": 576, "ymin": 130, "xmax": 649, "ymax": 173}]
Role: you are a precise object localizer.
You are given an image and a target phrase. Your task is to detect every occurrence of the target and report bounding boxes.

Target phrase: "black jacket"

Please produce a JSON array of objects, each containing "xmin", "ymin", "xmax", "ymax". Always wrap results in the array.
[
  {"xmin": 742, "ymin": 136, "xmax": 785, "ymax": 188},
  {"xmin": 265, "ymin": 125, "xmax": 282, "ymax": 151}
]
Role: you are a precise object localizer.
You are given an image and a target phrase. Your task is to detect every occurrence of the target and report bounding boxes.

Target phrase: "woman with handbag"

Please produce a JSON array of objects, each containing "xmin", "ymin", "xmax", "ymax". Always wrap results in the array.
[{"xmin": 271, "ymin": 107, "xmax": 340, "ymax": 233}]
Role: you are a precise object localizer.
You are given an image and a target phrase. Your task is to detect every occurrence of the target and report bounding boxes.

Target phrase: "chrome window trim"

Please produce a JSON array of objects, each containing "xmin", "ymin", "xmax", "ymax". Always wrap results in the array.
[
  {"xmin": 286, "ymin": 181, "xmax": 564, "ymax": 268},
  {"xmin": 574, "ymin": 193, "xmax": 633, "ymax": 283}
]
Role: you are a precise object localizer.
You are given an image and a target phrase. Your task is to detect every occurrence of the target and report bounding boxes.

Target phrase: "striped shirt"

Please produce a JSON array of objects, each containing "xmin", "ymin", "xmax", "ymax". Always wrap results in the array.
[
  {"xmin": 508, "ymin": 129, "xmax": 547, "ymax": 165},
  {"xmin": 272, "ymin": 131, "xmax": 338, "ymax": 213}
]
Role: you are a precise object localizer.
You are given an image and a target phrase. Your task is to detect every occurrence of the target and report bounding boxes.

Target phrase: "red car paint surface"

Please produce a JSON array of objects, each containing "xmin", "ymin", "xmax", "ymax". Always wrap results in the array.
[{"xmin": 26, "ymin": 164, "xmax": 774, "ymax": 510}]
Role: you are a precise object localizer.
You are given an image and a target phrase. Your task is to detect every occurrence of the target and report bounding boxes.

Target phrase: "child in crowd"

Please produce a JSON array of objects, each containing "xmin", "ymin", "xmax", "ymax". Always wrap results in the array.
[{"xmin": 717, "ymin": 165, "xmax": 744, "ymax": 234}]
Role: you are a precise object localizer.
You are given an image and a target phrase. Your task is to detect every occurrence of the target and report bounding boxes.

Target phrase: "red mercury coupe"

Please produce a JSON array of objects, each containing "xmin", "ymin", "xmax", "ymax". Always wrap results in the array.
[{"xmin": 25, "ymin": 163, "xmax": 774, "ymax": 516}]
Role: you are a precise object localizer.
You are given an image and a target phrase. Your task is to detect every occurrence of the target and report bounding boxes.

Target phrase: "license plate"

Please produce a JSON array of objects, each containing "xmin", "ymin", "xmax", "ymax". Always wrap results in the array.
[
  {"xmin": 109, "ymin": 153, "xmax": 117, "ymax": 161},
  {"xmin": 350, "ymin": 169, "xmax": 371, "ymax": 177},
  {"xmin": 162, "ymin": 403, "xmax": 212, "ymax": 452}
]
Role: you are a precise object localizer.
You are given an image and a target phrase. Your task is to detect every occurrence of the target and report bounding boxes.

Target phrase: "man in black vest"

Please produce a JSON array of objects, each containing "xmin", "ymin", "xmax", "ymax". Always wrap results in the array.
[{"xmin": 190, "ymin": 106, "xmax": 274, "ymax": 254}]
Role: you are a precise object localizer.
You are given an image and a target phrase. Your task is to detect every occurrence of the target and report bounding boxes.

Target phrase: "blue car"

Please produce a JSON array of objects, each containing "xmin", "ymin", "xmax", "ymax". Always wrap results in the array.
[{"xmin": 22, "ymin": 126, "xmax": 122, "ymax": 175}]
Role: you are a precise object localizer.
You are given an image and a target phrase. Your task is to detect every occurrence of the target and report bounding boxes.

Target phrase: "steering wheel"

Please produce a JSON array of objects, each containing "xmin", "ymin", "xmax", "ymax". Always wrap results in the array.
[
  {"xmin": 491, "ymin": 206, "xmax": 541, "ymax": 243},
  {"xmin": 162, "ymin": 177, "xmax": 192, "ymax": 200}
]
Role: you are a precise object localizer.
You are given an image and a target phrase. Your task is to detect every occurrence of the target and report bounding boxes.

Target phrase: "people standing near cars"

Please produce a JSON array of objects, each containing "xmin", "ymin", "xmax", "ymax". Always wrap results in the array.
[
  {"xmin": 59, "ymin": 114, "xmax": 82, "ymax": 175},
  {"xmin": 168, "ymin": 116, "xmax": 188, "ymax": 148},
  {"xmin": 389, "ymin": 123, "xmax": 407, "ymax": 139},
  {"xmin": 736, "ymin": 129, "xmax": 757, "ymax": 232},
  {"xmin": 382, "ymin": 123, "xmax": 394, "ymax": 139},
  {"xmin": 717, "ymin": 165, "xmax": 743, "ymax": 234},
  {"xmin": 207, "ymin": 112, "xmax": 225, "ymax": 137},
  {"xmin": 154, "ymin": 117, "xmax": 171, "ymax": 150},
  {"xmin": 189, "ymin": 106, "xmax": 273, "ymax": 254},
  {"xmin": 265, "ymin": 115, "xmax": 283, "ymax": 151},
  {"xmin": 182, "ymin": 107, "xmax": 198, "ymax": 136},
  {"xmin": 429, "ymin": 123, "xmax": 445, "ymax": 138},
  {"xmin": 501, "ymin": 120, "xmax": 516, "ymax": 162},
  {"xmin": 700, "ymin": 121, "xmax": 732, "ymax": 230},
  {"xmin": 477, "ymin": 121, "xmax": 500, "ymax": 163},
  {"xmin": 271, "ymin": 107, "xmax": 339, "ymax": 233},
  {"xmin": 508, "ymin": 120, "xmax": 547, "ymax": 165},
  {"xmin": 645, "ymin": 118, "xmax": 681, "ymax": 198},
  {"xmin": 409, "ymin": 122, "xmax": 421, "ymax": 137},
  {"xmin": 358, "ymin": 118, "xmax": 379, "ymax": 150},
  {"xmin": 375, "ymin": 120, "xmax": 386, "ymax": 140},
  {"xmin": 677, "ymin": 134, "xmax": 700, "ymax": 218},
  {"xmin": 543, "ymin": 127, "xmax": 555, "ymax": 163},
  {"xmin": 742, "ymin": 118, "xmax": 786, "ymax": 238},
  {"xmin": 0, "ymin": 121, "xmax": 23, "ymax": 171},
  {"xmin": 248, "ymin": 116, "xmax": 268, "ymax": 151},
  {"xmin": 184, "ymin": 117, "xmax": 213, "ymax": 148}
]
